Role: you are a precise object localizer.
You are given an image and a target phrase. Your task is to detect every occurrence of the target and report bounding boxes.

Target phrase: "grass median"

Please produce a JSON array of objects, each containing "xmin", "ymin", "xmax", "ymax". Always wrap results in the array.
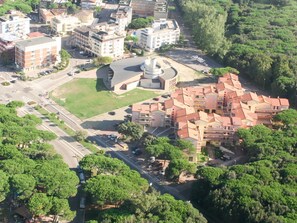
[
  {"xmin": 34, "ymin": 105, "xmax": 100, "ymax": 153},
  {"xmin": 50, "ymin": 78, "xmax": 158, "ymax": 119}
]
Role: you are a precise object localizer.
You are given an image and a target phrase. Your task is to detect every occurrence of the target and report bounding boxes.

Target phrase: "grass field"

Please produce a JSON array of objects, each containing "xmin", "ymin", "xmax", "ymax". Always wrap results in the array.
[{"xmin": 51, "ymin": 78, "xmax": 158, "ymax": 119}]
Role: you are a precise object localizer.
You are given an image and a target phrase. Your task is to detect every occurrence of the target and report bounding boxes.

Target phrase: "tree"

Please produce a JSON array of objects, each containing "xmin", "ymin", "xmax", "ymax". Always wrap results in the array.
[
  {"xmin": 6, "ymin": 100, "xmax": 24, "ymax": 108},
  {"xmin": 32, "ymin": 159, "xmax": 79, "ymax": 198},
  {"xmin": 74, "ymin": 130, "xmax": 87, "ymax": 142},
  {"xmin": 166, "ymin": 159, "xmax": 196, "ymax": 180},
  {"xmin": 128, "ymin": 17, "xmax": 153, "ymax": 29},
  {"xmin": 84, "ymin": 175, "xmax": 140, "ymax": 206},
  {"xmin": 93, "ymin": 56, "xmax": 113, "ymax": 66},
  {"xmin": 184, "ymin": 2, "xmax": 230, "ymax": 57},
  {"xmin": 273, "ymin": 109, "xmax": 297, "ymax": 126},
  {"xmin": 210, "ymin": 67, "xmax": 239, "ymax": 77},
  {"xmin": 0, "ymin": 170, "xmax": 9, "ymax": 202},
  {"xmin": 49, "ymin": 3, "xmax": 58, "ymax": 9},
  {"xmin": 117, "ymin": 121, "xmax": 143, "ymax": 141},
  {"xmin": 11, "ymin": 174, "xmax": 36, "ymax": 200},
  {"xmin": 51, "ymin": 197, "xmax": 75, "ymax": 222},
  {"xmin": 28, "ymin": 193, "xmax": 52, "ymax": 217},
  {"xmin": 176, "ymin": 139, "xmax": 196, "ymax": 154}
]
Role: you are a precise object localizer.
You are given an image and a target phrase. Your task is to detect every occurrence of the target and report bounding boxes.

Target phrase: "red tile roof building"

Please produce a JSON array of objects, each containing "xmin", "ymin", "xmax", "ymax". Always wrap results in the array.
[{"xmin": 132, "ymin": 73, "xmax": 289, "ymax": 162}]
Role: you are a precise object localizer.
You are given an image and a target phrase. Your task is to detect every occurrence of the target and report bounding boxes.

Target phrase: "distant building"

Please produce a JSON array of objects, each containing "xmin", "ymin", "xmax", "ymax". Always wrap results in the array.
[
  {"xmin": 81, "ymin": 0, "xmax": 102, "ymax": 9},
  {"xmin": 0, "ymin": 34, "xmax": 21, "ymax": 64},
  {"xmin": 0, "ymin": 11, "xmax": 30, "ymax": 38},
  {"xmin": 131, "ymin": 0, "xmax": 155, "ymax": 17},
  {"xmin": 39, "ymin": 8, "xmax": 67, "ymax": 24},
  {"xmin": 132, "ymin": 73, "xmax": 290, "ymax": 162},
  {"xmin": 110, "ymin": 6, "xmax": 132, "ymax": 32},
  {"xmin": 15, "ymin": 36, "xmax": 61, "ymax": 71},
  {"xmin": 135, "ymin": 19, "xmax": 180, "ymax": 51},
  {"xmin": 74, "ymin": 10, "xmax": 94, "ymax": 25},
  {"xmin": 154, "ymin": 0, "xmax": 168, "ymax": 19},
  {"xmin": 131, "ymin": 0, "xmax": 168, "ymax": 19},
  {"xmin": 51, "ymin": 15, "xmax": 81, "ymax": 36},
  {"xmin": 73, "ymin": 24, "xmax": 125, "ymax": 58}
]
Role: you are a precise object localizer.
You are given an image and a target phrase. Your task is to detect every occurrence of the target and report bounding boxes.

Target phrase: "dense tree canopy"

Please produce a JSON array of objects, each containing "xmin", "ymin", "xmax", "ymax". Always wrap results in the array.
[
  {"xmin": 80, "ymin": 153, "xmax": 206, "ymax": 222},
  {"xmin": 0, "ymin": 103, "xmax": 78, "ymax": 221},
  {"xmin": 191, "ymin": 110, "xmax": 297, "ymax": 223},
  {"xmin": 178, "ymin": 0, "xmax": 297, "ymax": 104}
]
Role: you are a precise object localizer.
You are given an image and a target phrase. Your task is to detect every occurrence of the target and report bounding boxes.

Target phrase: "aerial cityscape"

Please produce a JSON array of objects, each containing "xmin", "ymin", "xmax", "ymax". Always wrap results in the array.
[{"xmin": 0, "ymin": 0, "xmax": 296, "ymax": 223}]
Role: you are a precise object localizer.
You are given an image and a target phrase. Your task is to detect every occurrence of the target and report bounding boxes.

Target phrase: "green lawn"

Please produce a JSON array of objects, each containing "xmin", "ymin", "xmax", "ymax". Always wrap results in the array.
[{"xmin": 51, "ymin": 78, "xmax": 158, "ymax": 119}]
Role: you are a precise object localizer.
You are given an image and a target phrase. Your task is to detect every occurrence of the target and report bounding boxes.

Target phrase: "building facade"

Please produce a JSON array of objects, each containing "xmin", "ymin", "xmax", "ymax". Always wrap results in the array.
[
  {"xmin": 132, "ymin": 73, "xmax": 290, "ymax": 162},
  {"xmin": 0, "ymin": 12, "xmax": 30, "ymax": 38},
  {"xmin": 39, "ymin": 8, "xmax": 67, "ymax": 24},
  {"xmin": 15, "ymin": 36, "xmax": 61, "ymax": 71},
  {"xmin": 89, "ymin": 29, "xmax": 125, "ymax": 58},
  {"xmin": 73, "ymin": 25, "xmax": 125, "ymax": 58},
  {"xmin": 135, "ymin": 19, "xmax": 180, "ymax": 51},
  {"xmin": 51, "ymin": 15, "xmax": 81, "ymax": 36}
]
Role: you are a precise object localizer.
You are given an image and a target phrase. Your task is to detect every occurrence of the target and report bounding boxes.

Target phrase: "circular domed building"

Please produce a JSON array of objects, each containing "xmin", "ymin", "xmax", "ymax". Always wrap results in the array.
[{"xmin": 106, "ymin": 56, "xmax": 178, "ymax": 92}]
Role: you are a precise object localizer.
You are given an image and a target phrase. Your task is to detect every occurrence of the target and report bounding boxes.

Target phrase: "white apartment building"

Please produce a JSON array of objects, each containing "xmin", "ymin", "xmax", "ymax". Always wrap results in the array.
[
  {"xmin": 51, "ymin": 15, "xmax": 81, "ymax": 36},
  {"xmin": 0, "ymin": 13, "xmax": 30, "ymax": 38},
  {"xmin": 89, "ymin": 29, "xmax": 125, "ymax": 58},
  {"xmin": 135, "ymin": 19, "xmax": 180, "ymax": 51}
]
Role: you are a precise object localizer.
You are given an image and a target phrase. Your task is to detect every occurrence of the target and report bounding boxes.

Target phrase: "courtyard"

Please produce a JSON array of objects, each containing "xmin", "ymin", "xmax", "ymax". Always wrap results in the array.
[{"xmin": 50, "ymin": 78, "xmax": 158, "ymax": 119}]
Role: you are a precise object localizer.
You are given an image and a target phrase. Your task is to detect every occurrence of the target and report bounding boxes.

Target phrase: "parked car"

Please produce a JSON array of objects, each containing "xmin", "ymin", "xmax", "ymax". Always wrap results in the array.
[
  {"xmin": 79, "ymin": 197, "xmax": 86, "ymax": 209},
  {"xmin": 153, "ymin": 97, "xmax": 159, "ymax": 101},
  {"xmin": 79, "ymin": 172, "xmax": 86, "ymax": 184}
]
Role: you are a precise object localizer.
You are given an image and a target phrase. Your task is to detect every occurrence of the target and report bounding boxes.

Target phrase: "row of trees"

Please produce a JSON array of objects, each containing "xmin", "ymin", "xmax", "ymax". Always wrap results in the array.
[
  {"xmin": 0, "ymin": 0, "xmax": 37, "ymax": 16},
  {"xmin": 79, "ymin": 153, "xmax": 207, "ymax": 223},
  {"xmin": 0, "ymin": 102, "xmax": 78, "ymax": 221},
  {"xmin": 191, "ymin": 109, "xmax": 297, "ymax": 222},
  {"xmin": 178, "ymin": 0, "xmax": 297, "ymax": 104}
]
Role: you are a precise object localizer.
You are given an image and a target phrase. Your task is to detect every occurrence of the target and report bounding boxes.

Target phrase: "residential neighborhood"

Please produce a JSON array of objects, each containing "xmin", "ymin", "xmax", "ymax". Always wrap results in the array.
[{"xmin": 0, "ymin": 0, "xmax": 296, "ymax": 223}]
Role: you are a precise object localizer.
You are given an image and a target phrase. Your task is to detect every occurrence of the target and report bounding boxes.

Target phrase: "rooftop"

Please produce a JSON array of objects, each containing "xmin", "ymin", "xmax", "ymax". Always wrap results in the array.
[
  {"xmin": 16, "ymin": 36, "xmax": 56, "ymax": 48},
  {"xmin": 110, "ymin": 57, "xmax": 145, "ymax": 87}
]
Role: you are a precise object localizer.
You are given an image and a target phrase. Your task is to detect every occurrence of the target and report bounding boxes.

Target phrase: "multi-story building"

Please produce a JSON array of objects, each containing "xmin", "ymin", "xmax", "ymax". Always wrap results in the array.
[
  {"xmin": 39, "ymin": 8, "xmax": 67, "ymax": 24},
  {"xmin": 51, "ymin": 15, "xmax": 81, "ymax": 36},
  {"xmin": 15, "ymin": 36, "xmax": 61, "ymax": 71},
  {"xmin": 131, "ymin": 0, "xmax": 168, "ymax": 18},
  {"xmin": 154, "ymin": 0, "xmax": 168, "ymax": 19},
  {"xmin": 110, "ymin": 6, "xmax": 132, "ymax": 32},
  {"xmin": 132, "ymin": 73, "xmax": 289, "ymax": 162},
  {"xmin": 131, "ymin": 0, "xmax": 155, "ymax": 17},
  {"xmin": 135, "ymin": 19, "xmax": 180, "ymax": 51},
  {"xmin": 81, "ymin": 0, "xmax": 102, "ymax": 9},
  {"xmin": 0, "ymin": 34, "xmax": 21, "ymax": 64},
  {"xmin": 73, "ymin": 25, "xmax": 125, "ymax": 58},
  {"xmin": 73, "ymin": 26, "xmax": 92, "ymax": 53},
  {"xmin": 0, "ymin": 12, "xmax": 30, "ymax": 38},
  {"xmin": 89, "ymin": 28, "xmax": 125, "ymax": 58}
]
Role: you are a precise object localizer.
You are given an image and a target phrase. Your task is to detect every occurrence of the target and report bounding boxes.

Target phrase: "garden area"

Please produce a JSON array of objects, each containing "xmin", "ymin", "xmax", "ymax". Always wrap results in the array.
[{"xmin": 50, "ymin": 78, "xmax": 157, "ymax": 119}]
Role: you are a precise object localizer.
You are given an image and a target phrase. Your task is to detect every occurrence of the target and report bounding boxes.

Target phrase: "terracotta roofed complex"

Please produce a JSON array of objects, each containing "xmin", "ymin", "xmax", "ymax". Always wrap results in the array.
[{"xmin": 132, "ymin": 73, "xmax": 289, "ymax": 162}]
